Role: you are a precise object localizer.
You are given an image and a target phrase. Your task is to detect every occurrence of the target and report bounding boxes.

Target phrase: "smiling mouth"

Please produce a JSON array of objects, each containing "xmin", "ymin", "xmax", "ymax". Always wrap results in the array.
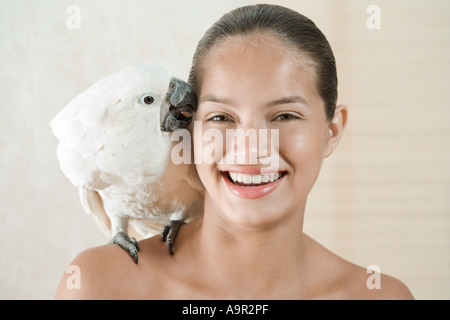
[{"xmin": 223, "ymin": 171, "xmax": 287, "ymax": 187}]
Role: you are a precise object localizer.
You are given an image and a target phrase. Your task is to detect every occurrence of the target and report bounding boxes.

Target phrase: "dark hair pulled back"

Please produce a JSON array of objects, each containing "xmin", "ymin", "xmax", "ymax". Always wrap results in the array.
[{"xmin": 189, "ymin": 4, "xmax": 338, "ymax": 120}]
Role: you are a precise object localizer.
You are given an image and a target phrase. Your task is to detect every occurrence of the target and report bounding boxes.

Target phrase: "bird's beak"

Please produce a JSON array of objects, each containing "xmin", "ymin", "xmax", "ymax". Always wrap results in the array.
[{"xmin": 160, "ymin": 77, "xmax": 198, "ymax": 132}]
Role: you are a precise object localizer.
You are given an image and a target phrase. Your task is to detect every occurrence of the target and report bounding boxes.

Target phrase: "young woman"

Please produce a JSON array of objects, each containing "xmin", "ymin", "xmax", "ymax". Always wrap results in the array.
[{"xmin": 55, "ymin": 4, "xmax": 414, "ymax": 300}]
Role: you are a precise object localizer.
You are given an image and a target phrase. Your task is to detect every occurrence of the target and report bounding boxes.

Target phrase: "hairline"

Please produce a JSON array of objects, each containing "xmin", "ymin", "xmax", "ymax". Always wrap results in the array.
[{"xmin": 194, "ymin": 31, "xmax": 320, "ymax": 94}]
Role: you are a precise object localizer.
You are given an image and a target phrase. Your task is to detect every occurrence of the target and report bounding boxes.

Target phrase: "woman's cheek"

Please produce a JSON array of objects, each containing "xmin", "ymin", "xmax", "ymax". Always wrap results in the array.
[
  {"xmin": 194, "ymin": 122, "xmax": 227, "ymax": 167},
  {"xmin": 277, "ymin": 127, "xmax": 305, "ymax": 162},
  {"xmin": 278, "ymin": 126, "xmax": 325, "ymax": 181}
]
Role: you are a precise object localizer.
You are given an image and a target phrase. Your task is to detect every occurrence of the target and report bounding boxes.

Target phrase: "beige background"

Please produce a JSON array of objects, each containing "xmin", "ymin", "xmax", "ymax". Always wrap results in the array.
[{"xmin": 0, "ymin": 0, "xmax": 448, "ymax": 299}]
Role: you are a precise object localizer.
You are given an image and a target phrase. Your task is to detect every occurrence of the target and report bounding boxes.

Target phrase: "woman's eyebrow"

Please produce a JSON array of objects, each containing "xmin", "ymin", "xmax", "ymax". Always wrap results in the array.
[
  {"xmin": 266, "ymin": 95, "xmax": 309, "ymax": 108},
  {"xmin": 199, "ymin": 94, "xmax": 309, "ymax": 108},
  {"xmin": 199, "ymin": 95, "xmax": 236, "ymax": 106}
]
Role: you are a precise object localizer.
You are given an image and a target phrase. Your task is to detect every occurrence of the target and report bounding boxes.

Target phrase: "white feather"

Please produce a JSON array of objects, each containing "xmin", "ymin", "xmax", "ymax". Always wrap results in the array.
[{"xmin": 50, "ymin": 63, "xmax": 204, "ymax": 242}]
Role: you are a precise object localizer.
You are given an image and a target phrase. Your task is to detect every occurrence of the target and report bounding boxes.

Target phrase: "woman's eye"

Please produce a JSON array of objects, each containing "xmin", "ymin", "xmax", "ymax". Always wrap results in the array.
[
  {"xmin": 208, "ymin": 115, "xmax": 229, "ymax": 122},
  {"xmin": 273, "ymin": 113, "xmax": 300, "ymax": 121}
]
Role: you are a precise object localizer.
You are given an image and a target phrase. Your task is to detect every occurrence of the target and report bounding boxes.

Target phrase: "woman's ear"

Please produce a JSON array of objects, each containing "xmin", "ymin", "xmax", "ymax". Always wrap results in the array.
[{"xmin": 324, "ymin": 104, "xmax": 348, "ymax": 158}]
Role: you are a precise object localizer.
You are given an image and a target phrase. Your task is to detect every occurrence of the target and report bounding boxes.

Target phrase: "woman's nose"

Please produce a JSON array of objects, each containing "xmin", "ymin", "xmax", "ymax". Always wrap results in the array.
[{"xmin": 226, "ymin": 118, "xmax": 278, "ymax": 166}]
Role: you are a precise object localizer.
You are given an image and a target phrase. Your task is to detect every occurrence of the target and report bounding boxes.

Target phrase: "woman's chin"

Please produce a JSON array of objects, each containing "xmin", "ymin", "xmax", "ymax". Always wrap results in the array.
[{"xmin": 217, "ymin": 183, "xmax": 295, "ymax": 231}]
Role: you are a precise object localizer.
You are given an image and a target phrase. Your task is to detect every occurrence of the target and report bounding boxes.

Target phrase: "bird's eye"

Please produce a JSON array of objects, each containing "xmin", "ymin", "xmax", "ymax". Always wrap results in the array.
[{"xmin": 143, "ymin": 95, "xmax": 154, "ymax": 105}]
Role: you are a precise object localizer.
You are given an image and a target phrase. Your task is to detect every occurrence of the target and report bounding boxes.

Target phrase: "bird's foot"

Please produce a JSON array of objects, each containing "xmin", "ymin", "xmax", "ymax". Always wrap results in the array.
[
  {"xmin": 109, "ymin": 231, "xmax": 139, "ymax": 264},
  {"xmin": 161, "ymin": 220, "xmax": 185, "ymax": 255}
]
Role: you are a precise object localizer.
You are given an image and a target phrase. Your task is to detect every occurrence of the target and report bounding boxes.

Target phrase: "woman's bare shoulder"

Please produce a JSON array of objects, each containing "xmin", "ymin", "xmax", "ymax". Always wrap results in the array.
[
  {"xmin": 305, "ymin": 235, "xmax": 414, "ymax": 300},
  {"xmin": 356, "ymin": 267, "xmax": 415, "ymax": 300},
  {"xmin": 54, "ymin": 244, "xmax": 137, "ymax": 299},
  {"xmin": 54, "ymin": 235, "xmax": 170, "ymax": 300},
  {"xmin": 335, "ymin": 261, "xmax": 415, "ymax": 300}
]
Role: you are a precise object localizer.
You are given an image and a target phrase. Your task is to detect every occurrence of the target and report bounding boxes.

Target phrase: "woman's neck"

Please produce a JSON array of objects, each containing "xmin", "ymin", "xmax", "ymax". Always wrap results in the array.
[{"xmin": 189, "ymin": 198, "xmax": 310, "ymax": 298}]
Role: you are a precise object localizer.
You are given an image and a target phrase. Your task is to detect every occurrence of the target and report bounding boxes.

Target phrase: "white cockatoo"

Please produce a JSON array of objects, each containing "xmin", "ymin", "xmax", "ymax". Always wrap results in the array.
[{"xmin": 50, "ymin": 63, "xmax": 204, "ymax": 263}]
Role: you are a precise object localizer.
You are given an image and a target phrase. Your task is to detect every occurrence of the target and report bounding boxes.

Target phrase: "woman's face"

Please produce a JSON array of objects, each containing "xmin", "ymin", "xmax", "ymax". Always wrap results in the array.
[{"xmin": 193, "ymin": 34, "xmax": 342, "ymax": 231}]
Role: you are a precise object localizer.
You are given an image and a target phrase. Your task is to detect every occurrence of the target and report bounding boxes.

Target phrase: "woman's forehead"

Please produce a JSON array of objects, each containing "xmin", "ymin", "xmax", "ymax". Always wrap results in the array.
[{"xmin": 199, "ymin": 34, "xmax": 320, "ymax": 106}]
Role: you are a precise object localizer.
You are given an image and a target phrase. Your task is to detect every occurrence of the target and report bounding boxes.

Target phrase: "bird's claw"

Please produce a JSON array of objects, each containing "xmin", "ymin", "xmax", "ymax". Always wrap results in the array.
[
  {"xmin": 109, "ymin": 231, "xmax": 139, "ymax": 264},
  {"xmin": 161, "ymin": 220, "xmax": 185, "ymax": 255}
]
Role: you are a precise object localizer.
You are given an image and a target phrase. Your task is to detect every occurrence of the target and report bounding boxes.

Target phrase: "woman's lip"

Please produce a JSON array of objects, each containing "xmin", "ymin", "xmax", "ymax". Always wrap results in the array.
[{"xmin": 221, "ymin": 171, "xmax": 286, "ymax": 199}]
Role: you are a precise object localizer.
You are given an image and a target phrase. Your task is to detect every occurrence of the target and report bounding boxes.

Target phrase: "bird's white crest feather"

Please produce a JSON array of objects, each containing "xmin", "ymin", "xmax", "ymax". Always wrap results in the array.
[{"xmin": 50, "ymin": 63, "xmax": 173, "ymax": 190}]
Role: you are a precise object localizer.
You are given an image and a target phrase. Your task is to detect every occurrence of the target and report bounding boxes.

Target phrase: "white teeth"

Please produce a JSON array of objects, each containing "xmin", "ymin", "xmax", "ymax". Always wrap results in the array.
[
  {"xmin": 252, "ymin": 175, "xmax": 262, "ymax": 184},
  {"xmin": 243, "ymin": 175, "xmax": 252, "ymax": 184},
  {"xmin": 269, "ymin": 173, "xmax": 280, "ymax": 182},
  {"xmin": 228, "ymin": 172, "xmax": 282, "ymax": 185}
]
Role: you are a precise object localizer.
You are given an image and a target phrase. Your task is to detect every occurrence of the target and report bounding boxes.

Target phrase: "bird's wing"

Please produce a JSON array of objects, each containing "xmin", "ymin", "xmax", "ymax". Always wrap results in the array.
[
  {"xmin": 79, "ymin": 187, "xmax": 111, "ymax": 237},
  {"xmin": 50, "ymin": 71, "xmax": 127, "ymax": 190},
  {"xmin": 79, "ymin": 187, "xmax": 148, "ymax": 240}
]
